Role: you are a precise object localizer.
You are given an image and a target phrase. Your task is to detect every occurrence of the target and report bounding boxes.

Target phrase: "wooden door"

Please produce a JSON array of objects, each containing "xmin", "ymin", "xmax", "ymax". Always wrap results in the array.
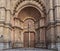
[
  {"xmin": 24, "ymin": 32, "xmax": 35, "ymax": 48},
  {"xmin": 24, "ymin": 32, "xmax": 29, "ymax": 47},
  {"xmin": 30, "ymin": 32, "xmax": 35, "ymax": 47}
]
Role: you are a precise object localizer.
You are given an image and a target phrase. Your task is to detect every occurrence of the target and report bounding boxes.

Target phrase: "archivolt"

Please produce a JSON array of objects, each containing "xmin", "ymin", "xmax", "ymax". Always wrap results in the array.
[{"xmin": 13, "ymin": 0, "xmax": 46, "ymax": 16}]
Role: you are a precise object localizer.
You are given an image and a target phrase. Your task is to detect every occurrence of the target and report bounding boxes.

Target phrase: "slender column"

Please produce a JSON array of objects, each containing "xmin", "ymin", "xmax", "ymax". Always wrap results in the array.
[
  {"xmin": 0, "ymin": 0, "xmax": 6, "ymax": 7},
  {"xmin": 3, "ymin": 0, "xmax": 12, "ymax": 49},
  {"xmin": 35, "ymin": 21, "xmax": 40, "ymax": 47},
  {"xmin": 48, "ymin": 0, "xmax": 54, "ymax": 22},
  {"xmin": 54, "ymin": 0, "xmax": 60, "ymax": 51},
  {"xmin": 47, "ymin": 0, "xmax": 56, "ymax": 49},
  {"xmin": 4, "ymin": 0, "xmax": 11, "ymax": 41},
  {"xmin": 0, "ymin": 0, "xmax": 7, "ymax": 49},
  {"xmin": 0, "ymin": 8, "xmax": 5, "ymax": 40},
  {"xmin": 28, "ymin": 21, "xmax": 31, "ymax": 48},
  {"xmin": 0, "ymin": 0, "xmax": 6, "ymax": 37},
  {"xmin": 54, "ymin": 0, "xmax": 60, "ymax": 20},
  {"xmin": 5, "ymin": 0, "xmax": 11, "ymax": 23}
]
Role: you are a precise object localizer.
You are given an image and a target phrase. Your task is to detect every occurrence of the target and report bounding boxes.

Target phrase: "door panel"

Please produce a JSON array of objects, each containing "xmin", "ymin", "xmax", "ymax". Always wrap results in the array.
[
  {"xmin": 30, "ymin": 32, "xmax": 35, "ymax": 47},
  {"xmin": 24, "ymin": 32, "xmax": 29, "ymax": 47},
  {"xmin": 24, "ymin": 32, "xmax": 35, "ymax": 48}
]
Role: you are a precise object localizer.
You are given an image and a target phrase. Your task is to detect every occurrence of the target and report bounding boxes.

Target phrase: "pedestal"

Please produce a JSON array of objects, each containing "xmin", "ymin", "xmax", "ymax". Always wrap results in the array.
[
  {"xmin": 0, "ymin": 43, "xmax": 4, "ymax": 49},
  {"xmin": 56, "ymin": 43, "xmax": 60, "ymax": 51},
  {"xmin": 36, "ymin": 42, "xmax": 46, "ymax": 48},
  {"xmin": 36, "ymin": 43, "xmax": 41, "ymax": 48},
  {"xmin": 48, "ymin": 43, "xmax": 57, "ymax": 50},
  {"xmin": 13, "ymin": 42, "xmax": 23, "ymax": 48},
  {"xmin": 3, "ymin": 42, "xmax": 10, "ymax": 49}
]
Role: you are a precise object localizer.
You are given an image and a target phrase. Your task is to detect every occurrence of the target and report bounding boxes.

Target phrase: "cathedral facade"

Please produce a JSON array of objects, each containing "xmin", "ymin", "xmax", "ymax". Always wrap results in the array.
[{"xmin": 0, "ymin": 0, "xmax": 60, "ymax": 50}]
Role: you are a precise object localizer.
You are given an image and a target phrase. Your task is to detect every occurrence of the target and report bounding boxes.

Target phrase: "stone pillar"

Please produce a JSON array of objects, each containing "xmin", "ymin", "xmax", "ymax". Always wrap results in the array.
[
  {"xmin": 0, "ymin": 0, "xmax": 6, "ymax": 36},
  {"xmin": 3, "ymin": 0, "xmax": 12, "ymax": 49},
  {"xmin": 39, "ymin": 18, "xmax": 46, "ymax": 48},
  {"xmin": 34, "ymin": 21, "xmax": 40, "ymax": 47},
  {"xmin": 54, "ymin": 0, "xmax": 60, "ymax": 51},
  {"xmin": 13, "ymin": 18, "xmax": 23, "ymax": 48},
  {"xmin": 0, "ymin": 0, "xmax": 6, "ymax": 49},
  {"xmin": 0, "ymin": 0, "xmax": 12, "ymax": 49},
  {"xmin": 47, "ymin": 0, "xmax": 56, "ymax": 49}
]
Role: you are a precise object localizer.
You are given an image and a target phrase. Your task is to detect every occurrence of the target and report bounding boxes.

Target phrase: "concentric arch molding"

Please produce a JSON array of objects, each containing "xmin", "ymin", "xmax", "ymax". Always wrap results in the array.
[{"xmin": 13, "ymin": 0, "xmax": 46, "ymax": 17}]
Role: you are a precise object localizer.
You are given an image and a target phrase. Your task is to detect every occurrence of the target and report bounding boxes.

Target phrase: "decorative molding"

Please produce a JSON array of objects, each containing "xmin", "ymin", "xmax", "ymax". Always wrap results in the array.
[
  {"xmin": 13, "ymin": 26, "xmax": 23, "ymax": 30},
  {"xmin": 0, "ymin": 7, "xmax": 13, "ymax": 15},
  {"xmin": 54, "ymin": 5, "xmax": 60, "ymax": 8},
  {"xmin": 47, "ymin": 8, "xmax": 54, "ymax": 15},
  {"xmin": 46, "ymin": 21, "xmax": 55, "ymax": 29},
  {"xmin": 13, "ymin": 0, "xmax": 46, "ymax": 16},
  {"xmin": 14, "ymin": 17, "xmax": 23, "ymax": 23}
]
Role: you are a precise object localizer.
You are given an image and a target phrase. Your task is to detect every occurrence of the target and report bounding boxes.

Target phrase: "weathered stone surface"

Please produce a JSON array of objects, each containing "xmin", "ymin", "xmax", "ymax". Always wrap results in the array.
[{"xmin": 0, "ymin": 0, "xmax": 60, "ymax": 51}]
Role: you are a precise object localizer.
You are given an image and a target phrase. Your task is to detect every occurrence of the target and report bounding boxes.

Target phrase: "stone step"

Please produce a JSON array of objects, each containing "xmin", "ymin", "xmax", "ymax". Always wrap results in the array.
[{"xmin": 2, "ymin": 48, "xmax": 54, "ymax": 51}]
